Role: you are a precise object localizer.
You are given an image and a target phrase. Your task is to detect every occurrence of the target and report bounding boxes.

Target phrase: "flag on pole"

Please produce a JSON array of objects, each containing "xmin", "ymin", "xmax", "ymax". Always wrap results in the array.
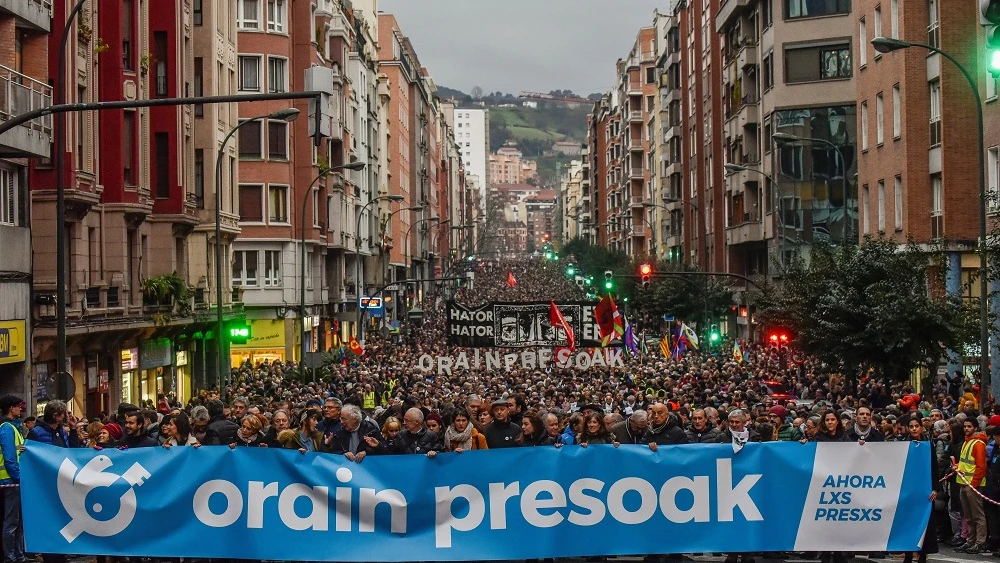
[
  {"xmin": 548, "ymin": 301, "xmax": 576, "ymax": 351},
  {"xmin": 659, "ymin": 333, "xmax": 671, "ymax": 359},
  {"xmin": 733, "ymin": 341, "xmax": 744, "ymax": 363},
  {"xmin": 594, "ymin": 294, "xmax": 625, "ymax": 346},
  {"xmin": 679, "ymin": 322, "xmax": 700, "ymax": 350},
  {"xmin": 640, "ymin": 330, "xmax": 649, "ymax": 355},
  {"xmin": 506, "ymin": 272, "xmax": 517, "ymax": 288},
  {"xmin": 348, "ymin": 335, "xmax": 365, "ymax": 356},
  {"xmin": 624, "ymin": 320, "xmax": 639, "ymax": 355}
]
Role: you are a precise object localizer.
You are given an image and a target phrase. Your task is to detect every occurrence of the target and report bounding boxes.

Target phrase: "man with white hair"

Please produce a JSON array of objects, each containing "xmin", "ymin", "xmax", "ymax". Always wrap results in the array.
[
  {"xmin": 389, "ymin": 408, "xmax": 442, "ymax": 455},
  {"xmin": 327, "ymin": 404, "xmax": 384, "ymax": 462},
  {"xmin": 610, "ymin": 410, "xmax": 648, "ymax": 445}
]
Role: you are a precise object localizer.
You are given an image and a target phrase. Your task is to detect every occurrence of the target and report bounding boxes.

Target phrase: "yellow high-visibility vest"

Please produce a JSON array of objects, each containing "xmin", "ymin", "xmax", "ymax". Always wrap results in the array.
[
  {"xmin": 959, "ymin": 438, "xmax": 986, "ymax": 487},
  {"xmin": 0, "ymin": 422, "xmax": 24, "ymax": 481}
]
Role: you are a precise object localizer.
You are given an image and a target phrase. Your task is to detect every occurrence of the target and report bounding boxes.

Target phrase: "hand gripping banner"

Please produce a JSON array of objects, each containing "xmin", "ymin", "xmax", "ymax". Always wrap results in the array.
[{"xmin": 22, "ymin": 442, "xmax": 931, "ymax": 561}]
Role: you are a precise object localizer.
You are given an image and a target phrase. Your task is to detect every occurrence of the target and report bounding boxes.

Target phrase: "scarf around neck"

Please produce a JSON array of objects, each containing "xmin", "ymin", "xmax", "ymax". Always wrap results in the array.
[
  {"xmin": 731, "ymin": 428, "xmax": 750, "ymax": 453},
  {"xmin": 445, "ymin": 424, "xmax": 473, "ymax": 450}
]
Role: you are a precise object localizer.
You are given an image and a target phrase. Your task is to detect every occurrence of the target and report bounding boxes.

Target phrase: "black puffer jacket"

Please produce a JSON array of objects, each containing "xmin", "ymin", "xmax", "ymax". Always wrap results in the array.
[
  {"xmin": 642, "ymin": 413, "xmax": 689, "ymax": 445},
  {"xmin": 390, "ymin": 428, "xmax": 443, "ymax": 454}
]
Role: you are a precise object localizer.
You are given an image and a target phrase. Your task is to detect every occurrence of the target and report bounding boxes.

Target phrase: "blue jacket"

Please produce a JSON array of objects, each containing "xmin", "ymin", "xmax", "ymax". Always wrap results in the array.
[
  {"xmin": 559, "ymin": 426, "xmax": 577, "ymax": 446},
  {"xmin": 28, "ymin": 422, "xmax": 70, "ymax": 447},
  {"xmin": 0, "ymin": 418, "xmax": 21, "ymax": 483}
]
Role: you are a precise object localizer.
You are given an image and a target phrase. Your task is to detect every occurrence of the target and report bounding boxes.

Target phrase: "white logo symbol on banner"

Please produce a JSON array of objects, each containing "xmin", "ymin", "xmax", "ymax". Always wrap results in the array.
[{"xmin": 57, "ymin": 455, "xmax": 150, "ymax": 543}]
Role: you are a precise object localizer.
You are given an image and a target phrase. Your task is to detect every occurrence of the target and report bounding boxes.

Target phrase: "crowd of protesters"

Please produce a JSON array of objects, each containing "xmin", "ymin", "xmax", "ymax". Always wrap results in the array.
[{"xmin": 0, "ymin": 257, "xmax": 993, "ymax": 563}]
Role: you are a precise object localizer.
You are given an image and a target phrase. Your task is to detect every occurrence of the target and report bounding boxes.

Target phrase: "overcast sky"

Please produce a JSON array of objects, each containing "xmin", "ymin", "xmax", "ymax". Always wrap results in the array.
[{"xmin": 378, "ymin": 0, "xmax": 663, "ymax": 96}]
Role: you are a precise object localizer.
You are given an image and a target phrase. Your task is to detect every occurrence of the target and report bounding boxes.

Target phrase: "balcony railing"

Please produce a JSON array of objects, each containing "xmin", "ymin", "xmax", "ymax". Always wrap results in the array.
[{"xmin": 0, "ymin": 65, "xmax": 52, "ymax": 136}]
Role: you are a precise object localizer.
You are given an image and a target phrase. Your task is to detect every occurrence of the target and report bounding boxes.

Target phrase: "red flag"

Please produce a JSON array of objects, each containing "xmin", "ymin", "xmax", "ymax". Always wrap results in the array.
[
  {"xmin": 348, "ymin": 335, "xmax": 365, "ymax": 356},
  {"xmin": 594, "ymin": 294, "xmax": 624, "ymax": 346},
  {"xmin": 549, "ymin": 301, "xmax": 575, "ymax": 351},
  {"xmin": 506, "ymin": 272, "xmax": 517, "ymax": 288}
]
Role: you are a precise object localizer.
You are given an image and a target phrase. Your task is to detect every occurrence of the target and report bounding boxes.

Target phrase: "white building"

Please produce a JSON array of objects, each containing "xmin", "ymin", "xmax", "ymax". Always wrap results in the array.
[{"xmin": 445, "ymin": 107, "xmax": 489, "ymax": 207}]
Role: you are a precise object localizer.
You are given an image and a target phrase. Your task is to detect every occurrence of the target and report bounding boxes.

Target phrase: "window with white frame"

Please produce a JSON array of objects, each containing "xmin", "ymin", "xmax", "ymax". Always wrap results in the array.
[
  {"xmin": 876, "ymin": 93, "xmax": 884, "ymax": 145},
  {"xmin": 928, "ymin": 0, "xmax": 939, "ymax": 47},
  {"xmin": 267, "ymin": 0, "xmax": 285, "ymax": 32},
  {"xmin": 989, "ymin": 147, "xmax": 999, "ymax": 212},
  {"xmin": 237, "ymin": 0, "xmax": 260, "ymax": 30},
  {"xmin": 267, "ymin": 120, "xmax": 288, "ymax": 160},
  {"xmin": 859, "ymin": 19, "xmax": 867, "ymax": 67},
  {"xmin": 233, "ymin": 250, "xmax": 258, "ymax": 287},
  {"xmin": 890, "ymin": 0, "xmax": 899, "ymax": 37},
  {"xmin": 267, "ymin": 57, "xmax": 286, "ymax": 93},
  {"xmin": 238, "ymin": 56, "xmax": 260, "ymax": 91},
  {"xmin": 263, "ymin": 250, "xmax": 281, "ymax": 287},
  {"xmin": 268, "ymin": 185, "xmax": 288, "ymax": 223},
  {"xmin": 892, "ymin": 84, "xmax": 901, "ymax": 138},
  {"xmin": 931, "ymin": 174, "xmax": 943, "ymax": 216},
  {"xmin": 929, "ymin": 80, "xmax": 942, "ymax": 146},
  {"xmin": 861, "ymin": 101, "xmax": 869, "ymax": 151},
  {"xmin": 894, "ymin": 175, "xmax": 903, "ymax": 229},
  {"xmin": 862, "ymin": 184, "xmax": 870, "ymax": 235},
  {"xmin": 874, "ymin": 6, "xmax": 882, "ymax": 40},
  {"xmin": 0, "ymin": 166, "xmax": 16, "ymax": 226},
  {"xmin": 877, "ymin": 179, "xmax": 886, "ymax": 231},
  {"xmin": 312, "ymin": 189, "xmax": 320, "ymax": 226}
]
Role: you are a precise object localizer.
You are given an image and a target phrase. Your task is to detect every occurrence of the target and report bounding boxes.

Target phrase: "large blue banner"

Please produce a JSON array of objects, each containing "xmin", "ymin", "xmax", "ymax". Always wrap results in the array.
[{"xmin": 22, "ymin": 441, "xmax": 931, "ymax": 561}]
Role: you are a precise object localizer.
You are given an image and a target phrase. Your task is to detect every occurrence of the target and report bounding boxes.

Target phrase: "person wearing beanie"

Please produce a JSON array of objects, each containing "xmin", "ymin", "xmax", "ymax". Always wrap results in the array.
[{"xmin": 768, "ymin": 405, "xmax": 803, "ymax": 441}]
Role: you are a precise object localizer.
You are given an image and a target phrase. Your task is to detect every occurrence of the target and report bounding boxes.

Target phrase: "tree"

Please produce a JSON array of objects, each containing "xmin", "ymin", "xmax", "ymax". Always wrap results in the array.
[
  {"xmin": 757, "ymin": 237, "xmax": 978, "ymax": 385},
  {"xmin": 470, "ymin": 85, "xmax": 483, "ymax": 100}
]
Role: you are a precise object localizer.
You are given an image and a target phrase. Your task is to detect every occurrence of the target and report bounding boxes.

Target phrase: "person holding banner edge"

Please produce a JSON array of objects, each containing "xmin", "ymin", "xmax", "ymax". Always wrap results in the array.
[{"xmin": 902, "ymin": 412, "xmax": 939, "ymax": 563}]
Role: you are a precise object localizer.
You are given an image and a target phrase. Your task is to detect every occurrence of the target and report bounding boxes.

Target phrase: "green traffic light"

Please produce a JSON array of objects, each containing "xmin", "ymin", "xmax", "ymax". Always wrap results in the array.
[
  {"xmin": 604, "ymin": 281, "xmax": 613, "ymax": 290},
  {"xmin": 585, "ymin": 278, "xmax": 592, "ymax": 286},
  {"xmin": 710, "ymin": 332, "xmax": 720, "ymax": 343},
  {"xmin": 991, "ymin": 49, "xmax": 1000, "ymax": 74},
  {"xmin": 623, "ymin": 297, "xmax": 629, "ymax": 303},
  {"xmin": 566, "ymin": 266, "xmax": 575, "ymax": 276}
]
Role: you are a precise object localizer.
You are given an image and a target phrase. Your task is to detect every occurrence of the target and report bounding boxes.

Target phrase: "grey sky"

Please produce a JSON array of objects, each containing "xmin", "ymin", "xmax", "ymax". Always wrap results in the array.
[{"xmin": 378, "ymin": 0, "xmax": 663, "ymax": 96}]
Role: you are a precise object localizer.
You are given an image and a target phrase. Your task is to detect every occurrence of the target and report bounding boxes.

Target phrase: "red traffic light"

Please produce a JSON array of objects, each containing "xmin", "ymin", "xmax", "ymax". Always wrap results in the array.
[
  {"xmin": 769, "ymin": 333, "xmax": 779, "ymax": 343},
  {"xmin": 639, "ymin": 263, "xmax": 652, "ymax": 276}
]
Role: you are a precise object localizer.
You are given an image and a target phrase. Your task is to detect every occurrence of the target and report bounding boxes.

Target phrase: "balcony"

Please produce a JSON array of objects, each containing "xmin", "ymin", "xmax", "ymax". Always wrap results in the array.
[
  {"xmin": 0, "ymin": 0, "xmax": 50, "ymax": 32},
  {"xmin": 738, "ymin": 96, "xmax": 760, "ymax": 129},
  {"xmin": 629, "ymin": 111, "xmax": 643, "ymax": 123},
  {"xmin": 0, "ymin": 65, "xmax": 52, "ymax": 158},
  {"xmin": 737, "ymin": 44, "xmax": 758, "ymax": 71},
  {"xmin": 716, "ymin": 0, "xmax": 752, "ymax": 32},
  {"xmin": 725, "ymin": 212, "xmax": 765, "ymax": 246},
  {"xmin": 630, "ymin": 196, "xmax": 647, "ymax": 209},
  {"xmin": 629, "ymin": 138, "xmax": 644, "ymax": 153}
]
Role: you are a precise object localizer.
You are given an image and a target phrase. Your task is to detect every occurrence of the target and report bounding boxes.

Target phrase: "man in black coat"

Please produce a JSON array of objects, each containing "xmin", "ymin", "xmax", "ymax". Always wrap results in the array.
[
  {"xmin": 202, "ymin": 399, "xmax": 239, "ymax": 445},
  {"xmin": 686, "ymin": 408, "xmax": 723, "ymax": 443},
  {"xmin": 119, "ymin": 411, "xmax": 158, "ymax": 449},
  {"xmin": 642, "ymin": 403, "xmax": 688, "ymax": 450},
  {"xmin": 610, "ymin": 410, "xmax": 648, "ymax": 445},
  {"xmin": 845, "ymin": 406, "xmax": 886, "ymax": 443},
  {"xmin": 327, "ymin": 404, "xmax": 385, "ymax": 461},
  {"xmin": 390, "ymin": 408, "xmax": 442, "ymax": 455}
]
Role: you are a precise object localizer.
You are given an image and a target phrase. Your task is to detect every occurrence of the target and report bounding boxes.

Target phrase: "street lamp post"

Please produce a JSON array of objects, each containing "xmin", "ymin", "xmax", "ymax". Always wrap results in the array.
[
  {"xmin": 355, "ymin": 195, "xmax": 405, "ymax": 342},
  {"xmin": 403, "ymin": 215, "xmax": 440, "ymax": 305},
  {"xmin": 298, "ymin": 161, "xmax": 366, "ymax": 381},
  {"xmin": 215, "ymin": 108, "xmax": 299, "ymax": 391},
  {"xmin": 872, "ymin": 36, "xmax": 990, "ymax": 407},
  {"xmin": 772, "ymin": 132, "xmax": 851, "ymax": 244}
]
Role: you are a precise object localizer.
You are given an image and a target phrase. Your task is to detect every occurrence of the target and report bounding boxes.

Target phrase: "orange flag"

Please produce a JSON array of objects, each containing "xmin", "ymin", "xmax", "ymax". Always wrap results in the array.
[
  {"xmin": 506, "ymin": 272, "xmax": 517, "ymax": 288},
  {"xmin": 348, "ymin": 335, "xmax": 364, "ymax": 356}
]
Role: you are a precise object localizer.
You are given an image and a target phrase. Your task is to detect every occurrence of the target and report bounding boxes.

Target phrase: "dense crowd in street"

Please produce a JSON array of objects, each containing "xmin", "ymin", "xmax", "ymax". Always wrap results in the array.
[{"xmin": 0, "ymin": 257, "xmax": 993, "ymax": 562}]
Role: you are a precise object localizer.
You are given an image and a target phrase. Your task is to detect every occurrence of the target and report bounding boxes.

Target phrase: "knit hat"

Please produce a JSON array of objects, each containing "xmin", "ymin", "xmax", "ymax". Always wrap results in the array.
[
  {"xmin": 988, "ymin": 415, "xmax": 1000, "ymax": 427},
  {"xmin": 105, "ymin": 422, "xmax": 124, "ymax": 441},
  {"xmin": 426, "ymin": 412, "xmax": 443, "ymax": 426},
  {"xmin": 768, "ymin": 405, "xmax": 788, "ymax": 419}
]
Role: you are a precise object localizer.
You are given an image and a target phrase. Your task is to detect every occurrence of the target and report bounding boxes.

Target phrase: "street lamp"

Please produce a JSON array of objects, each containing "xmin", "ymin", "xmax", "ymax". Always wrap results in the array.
[
  {"xmin": 725, "ymin": 163, "xmax": 786, "ymax": 269},
  {"xmin": 298, "ymin": 160, "xmax": 366, "ymax": 381},
  {"xmin": 871, "ymin": 35, "xmax": 990, "ymax": 407},
  {"xmin": 402, "ymin": 215, "xmax": 440, "ymax": 308},
  {"xmin": 356, "ymin": 194, "xmax": 405, "ymax": 342},
  {"xmin": 215, "ymin": 107, "xmax": 299, "ymax": 391},
  {"xmin": 772, "ymin": 132, "xmax": 851, "ymax": 244}
]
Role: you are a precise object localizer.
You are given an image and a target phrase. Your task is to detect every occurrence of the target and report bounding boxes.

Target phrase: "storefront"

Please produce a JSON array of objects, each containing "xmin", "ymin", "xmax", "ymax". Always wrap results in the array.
[
  {"xmin": 174, "ymin": 350, "xmax": 191, "ymax": 404},
  {"xmin": 136, "ymin": 338, "xmax": 173, "ymax": 408},
  {"xmin": 120, "ymin": 348, "xmax": 139, "ymax": 405},
  {"xmin": 84, "ymin": 353, "xmax": 110, "ymax": 419},
  {"xmin": 0, "ymin": 320, "xmax": 26, "ymax": 391},
  {"xmin": 230, "ymin": 319, "xmax": 294, "ymax": 367}
]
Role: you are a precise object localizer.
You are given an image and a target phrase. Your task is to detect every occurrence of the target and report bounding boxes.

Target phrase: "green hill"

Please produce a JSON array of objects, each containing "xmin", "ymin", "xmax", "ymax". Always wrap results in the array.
[{"xmin": 489, "ymin": 105, "xmax": 589, "ymax": 157}]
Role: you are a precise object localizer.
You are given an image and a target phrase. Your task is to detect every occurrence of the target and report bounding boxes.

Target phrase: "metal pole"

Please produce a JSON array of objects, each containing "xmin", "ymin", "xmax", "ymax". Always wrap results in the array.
[
  {"xmin": 355, "ymin": 196, "xmax": 397, "ymax": 342},
  {"xmin": 55, "ymin": 0, "xmax": 89, "ymax": 397},
  {"xmin": 300, "ymin": 172, "xmax": 328, "ymax": 383}
]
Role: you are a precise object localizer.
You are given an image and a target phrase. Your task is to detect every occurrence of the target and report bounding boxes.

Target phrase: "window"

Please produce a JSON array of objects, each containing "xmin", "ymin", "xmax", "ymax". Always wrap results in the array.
[
  {"xmin": 122, "ymin": 0, "xmax": 134, "ymax": 70},
  {"xmin": 268, "ymin": 185, "xmax": 288, "ymax": 223},
  {"xmin": 646, "ymin": 67, "xmax": 655, "ymax": 84},
  {"xmin": 267, "ymin": 57, "xmax": 286, "ymax": 93},
  {"xmin": 859, "ymin": 19, "xmax": 867, "ymax": 67},
  {"xmin": 892, "ymin": 84, "xmax": 901, "ymax": 138},
  {"xmin": 194, "ymin": 149, "xmax": 205, "ymax": 208},
  {"xmin": 762, "ymin": 0, "xmax": 773, "ymax": 27},
  {"xmin": 238, "ymin": 56, "xmax": 260, "ymax": 91},
  {"xmin": 267, "ymin": 0, "xmax": 284, "ymax": 32},
  {"xmin": 0, "ymin": 166, "xmax": 15, "ymax": 226},
  {"xmin": 239, "ymin": 185, "xmax": 263, "ymax": 222},
  {"xmin": 890, "ymin": 0, "xmax": 899, "ymax": 37},
  {"xmin": 267, "ymin": 121, "xmax": 288, "ymax": 160},
  {"xmin": 233, "ymin": 251, "xmax": 258, "ymax": 287},
  {"xmin": 861, "ymin": 101, "xmax": 869, "ymax": 151},
  {"xmin": 194, "ymin": 58, "xmax": 203, "ymax": 117},
  {"xmin": 877, "ymin": 180, "xmax": 885, "ymax": 231},
  {"xmin": 237, "ymin": 0, "xmax": 260, "ymax": 30},
  {"xmin": 786, "ymin": 0, "xmax": 850, "ymax": 18},
  {"xmin": 155, "ymin": 133, "xmax": 169, "ymax": 198},
  {"xmin": 989, "ymin": 147, "xmax": 999, "ymax": 213},
  {"xmin": 762, "ymin": 52, "xmax": 774, "ymax": 89},
  {"xmin": 874, "ymin": 6, "xmax": 882, "ymax": 41},
  {"xmin": 862, "ymin": 184, "xmax": 870, "ymax": 235},
  {"xmin": 894, "ymin": 175, "xmax": 903, "ymax": 229},
  {"xmin": 876, "ymin": 93, "xmax": 884, "ymax": 145},
  {"xmin": 263, "ymin": 250, "xmax": 281, "ymax": 287},
  {"xmin": 929, "ymin": 79, "xmax": 942, "ymax": 146},
  {"xmin": 312, "ymin": 189, "xmax": 320, "ymax": 226},
  {"xmin": 238, "ymin": 120, "xmax": 262, "ymax": 159},
  {"xmin": 193, "ymin": 0, "xmax": 202, "ymax": 25},
  {"xmin": 931, "ymin": 174, "xmax": 943, "ymax": 239},
  {"xmin": 928, "ymin": 0, "xmax": 939, "ymax": 47},
  {"xmin": 123, "ymin": 111, "xmax": 136, "ymax": 185},
  {"xmin": 785, "ymin": 44, "xmax": 851, "ymax": 83},
  {"xmin": 153, "ymin": 31, "xmax": 168, "ymax": 97}
]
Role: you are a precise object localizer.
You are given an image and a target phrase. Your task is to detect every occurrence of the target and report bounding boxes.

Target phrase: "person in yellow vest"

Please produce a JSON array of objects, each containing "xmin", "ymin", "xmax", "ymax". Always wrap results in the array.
[
  {"xmin": 0, "ymin": 395, "xmax": 26, "ymax": 563},
  {"xmin": 955, "ymin": 418, "xmax": 988, "ymax": 554}
]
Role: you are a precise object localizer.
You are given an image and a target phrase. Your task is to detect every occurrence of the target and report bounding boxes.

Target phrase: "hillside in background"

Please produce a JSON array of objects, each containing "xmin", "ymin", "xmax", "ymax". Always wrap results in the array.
[{"xmin": 436, "ymin": 86, "xmax": 594, "ymax": 187}]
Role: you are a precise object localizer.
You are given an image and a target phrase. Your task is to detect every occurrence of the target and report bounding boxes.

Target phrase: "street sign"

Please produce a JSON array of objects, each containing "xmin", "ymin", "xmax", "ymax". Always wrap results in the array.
[
  {"xmin": 384, "ymin": 284, "xmax": 401, "ymax": 292},
  {"xmin": 360, "ymin": 296, "xmax": 384, "ymax": 318}
]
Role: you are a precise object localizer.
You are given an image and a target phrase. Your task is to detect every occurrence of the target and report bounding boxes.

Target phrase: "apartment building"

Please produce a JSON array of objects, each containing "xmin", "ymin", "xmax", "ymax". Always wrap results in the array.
[
  {"xmin": 0, "ymin": 0, "xmax": 49, "ymax": 399},
  {"xmin": 650, "ymin": 9, "xmax": 686, "ymax": 264},
  {"xmin": 490, "ymin": 144, "xmax": 537, "ymax": 185},
  {"xmin": 560, "ymin": 160, "xmax": 585, "ymax": 245},
  {"xmin": 446, "ymin": 106, "xmax": 489, "ymax": 197},
  {"xmin": 717, "ymin": 0, "xmax": 859, "ymax": 284}
]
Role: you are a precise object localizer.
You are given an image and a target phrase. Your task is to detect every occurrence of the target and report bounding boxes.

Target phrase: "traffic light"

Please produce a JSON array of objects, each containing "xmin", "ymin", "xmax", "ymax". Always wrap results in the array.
[
  {"xmin": 585, "ymin": 276, "xmax": 593, "ymax": 286},
  {"xmin": 709, "ymin": 325, "xmax": 720, "ymax": 345},
  {"xmin": 545, "ymin": 251, "xmax": 553, "ymax": 260},
  {"xmin": 228, "ymin": 322, "xmax": 251, "ymax": 344},
  {"xmin": 604, "ymin": 270, "xmax": 613, "ymax": 291},
  {"xmin": 767, "ymin": 329, "xmax": 790, "ymax": 350},
  {"xmin": 983, "ymin": 0, "xmax": 1000, "ymax": 75},
  {"xmin": 639, "ymin": 262, "xmax": 652, "ymax": 289},
  {"xmin": 566, "ymin": 264, "xmax": 576, "ymax": 276}
]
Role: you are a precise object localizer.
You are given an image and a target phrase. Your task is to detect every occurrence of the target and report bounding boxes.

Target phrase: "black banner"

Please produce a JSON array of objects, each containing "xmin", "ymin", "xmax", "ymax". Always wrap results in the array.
[{"xmin": 446, "ymin": 301, "xmax": 616, "ymax": 348}]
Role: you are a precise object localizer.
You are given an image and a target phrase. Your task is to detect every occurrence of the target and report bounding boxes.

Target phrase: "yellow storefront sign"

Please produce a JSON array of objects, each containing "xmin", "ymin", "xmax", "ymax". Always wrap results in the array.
[
  {"xmin": 231, "ymin": 319, "xmax": 288, "ymax": 348},
  {"xmin": 0, "ymin": 320, "xmax": 26, "ymax": 365}
]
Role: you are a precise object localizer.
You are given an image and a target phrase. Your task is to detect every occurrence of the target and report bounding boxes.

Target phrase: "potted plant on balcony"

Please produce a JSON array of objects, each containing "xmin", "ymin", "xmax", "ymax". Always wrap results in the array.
[{"xmin": 141, "ymin": 272, "xmax": 192, "ymax": 314}]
